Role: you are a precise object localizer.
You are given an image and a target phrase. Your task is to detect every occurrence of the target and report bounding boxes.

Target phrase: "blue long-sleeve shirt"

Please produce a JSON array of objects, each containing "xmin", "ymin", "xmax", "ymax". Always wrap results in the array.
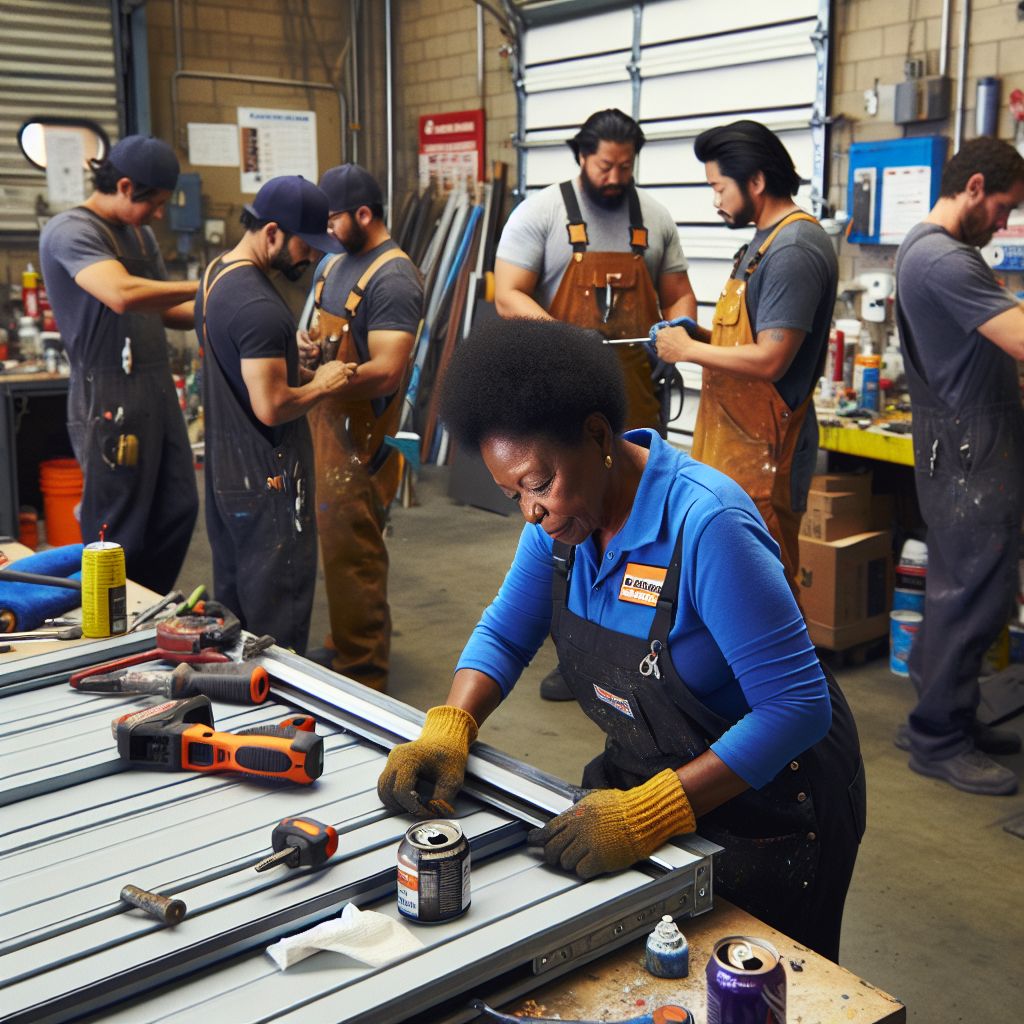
[{"xmin": 456, "ymin": 429, "xmax": 831, "ymax": 789}]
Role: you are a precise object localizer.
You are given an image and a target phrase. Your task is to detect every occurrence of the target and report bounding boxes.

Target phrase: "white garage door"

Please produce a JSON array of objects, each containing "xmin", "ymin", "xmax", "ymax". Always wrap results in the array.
[{"xmin": 516, "ymin": 0, "xmax": 832, "ymax": 442}]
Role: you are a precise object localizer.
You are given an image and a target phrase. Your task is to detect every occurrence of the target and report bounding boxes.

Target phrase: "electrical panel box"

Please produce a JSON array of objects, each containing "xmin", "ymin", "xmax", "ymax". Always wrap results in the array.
[
  {"xmin": 846, "ymin": 136, "xmax": 948, "ymax": 246},
  {"xmin": 169, "ymin": 173, "xmax": 202, "ymax": 234},
  {"xmin": 894, "ymin": 76, "xmax": 951, "ymax": 124}
]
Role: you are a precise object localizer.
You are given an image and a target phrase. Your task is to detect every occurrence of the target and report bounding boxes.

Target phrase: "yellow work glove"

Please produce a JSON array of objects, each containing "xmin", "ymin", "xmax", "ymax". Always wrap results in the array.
[
  {"xmin": 528, "ymin": 769, "xmax": 696, "ymax": 880},
  {"xmin": 376, "ymin": 705, "xmax": 478, "ymax": 817}
]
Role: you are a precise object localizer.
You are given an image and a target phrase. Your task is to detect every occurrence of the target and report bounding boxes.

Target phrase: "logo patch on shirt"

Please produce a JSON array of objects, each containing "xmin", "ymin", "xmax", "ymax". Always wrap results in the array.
[
  {"xmin": 592, "ymin": 684, "xmax": 635, "ymax": 719},
  {"xmin": 618, "ymin": 563, "xmax": 668, "ymax": 606}
]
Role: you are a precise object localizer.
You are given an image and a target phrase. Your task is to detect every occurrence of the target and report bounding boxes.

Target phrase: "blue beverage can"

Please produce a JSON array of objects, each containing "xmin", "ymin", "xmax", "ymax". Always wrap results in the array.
[{"xmin": 706, "ymin": 935, "xmax": 786, "ymax": 1023}]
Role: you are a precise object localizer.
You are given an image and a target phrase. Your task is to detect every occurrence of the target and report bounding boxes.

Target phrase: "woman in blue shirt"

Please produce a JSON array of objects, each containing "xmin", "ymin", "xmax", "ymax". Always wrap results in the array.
[{"xmin": 378, "ymin": 318, "xmax": 865, "ymax": 961}]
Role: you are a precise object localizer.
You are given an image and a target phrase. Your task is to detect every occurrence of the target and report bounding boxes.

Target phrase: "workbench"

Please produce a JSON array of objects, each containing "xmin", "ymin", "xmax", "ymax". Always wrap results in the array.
[
  {"xmin": 0, "ymin": 600, "xmax": 906, "ymax": 1023},
  {"xmin": 0, "ymin": 367, "xmax": 72, "ymax": 539},
  {"xmin": 818, "ymin": 421, "xmax": 913, "ymax": 467}
]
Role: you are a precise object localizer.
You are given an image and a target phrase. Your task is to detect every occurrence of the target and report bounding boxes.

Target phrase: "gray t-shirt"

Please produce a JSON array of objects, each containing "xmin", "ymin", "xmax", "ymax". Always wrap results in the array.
[
  {"xmin": 896, "ymin": 223, "xmax": 1019, "ymax": 409},
  {"xmin": 496, "ymin": 180, "xmax": 688, "ymax": 309},
  {"xmin": 318, "ymin": 239, "xmax": 424, "ymax": 414},
  {"xmin": 735, "ymin": 216, "xmax": 838, "ymax": 410},
  {"xmin": 39, "ymin": 208, "xmax": 168, "ymax": 370}
]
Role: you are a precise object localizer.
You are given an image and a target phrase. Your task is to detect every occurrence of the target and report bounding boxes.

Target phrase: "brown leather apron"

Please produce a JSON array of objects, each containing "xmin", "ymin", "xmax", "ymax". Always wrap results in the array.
[
  {"xmin": 306, "ymin": 246, "xmax": 418, "ymax": 689},
  {"xmin": 307, "ymin": 247, "xmax": 414, "ymax": 507},
  {"xmin": 690, "ymin": 211, "xmax": 818, "ymax": 596},
  {"xmin": 547, "ymin": 182, "xmax": 662, "ymax": 430}
]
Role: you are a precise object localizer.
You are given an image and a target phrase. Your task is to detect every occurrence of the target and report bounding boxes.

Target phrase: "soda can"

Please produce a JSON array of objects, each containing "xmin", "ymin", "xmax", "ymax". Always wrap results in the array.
[
  {"xmin": 396, "ymin": 819, "xmax": 470, "ymax": 923},
  {"xmin": 706, "ymin": 935, "xmax": 786, "ymax": 1024}
]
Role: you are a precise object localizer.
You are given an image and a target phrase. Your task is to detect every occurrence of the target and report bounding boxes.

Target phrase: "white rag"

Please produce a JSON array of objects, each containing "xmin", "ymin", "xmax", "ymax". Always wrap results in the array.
[{"xmin": 266, "ymin": 903, "xmax": 424, "ymax": 971}]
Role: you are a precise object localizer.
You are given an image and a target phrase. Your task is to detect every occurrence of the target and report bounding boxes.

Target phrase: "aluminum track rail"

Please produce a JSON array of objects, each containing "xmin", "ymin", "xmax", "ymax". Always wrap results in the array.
[{"xmin": 0, "ymin": 639, "xmax": 718, "ymax": 1024}]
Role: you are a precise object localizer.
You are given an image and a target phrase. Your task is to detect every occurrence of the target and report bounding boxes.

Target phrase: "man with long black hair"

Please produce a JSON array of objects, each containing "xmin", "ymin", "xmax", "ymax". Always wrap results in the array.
[
  {"xmin": 655, "ymin": 120, "xmax": 837, "ymax": 600},
  {"xmin": 495, "ymin": 108, "xmax": 697, "ymax": 701}
]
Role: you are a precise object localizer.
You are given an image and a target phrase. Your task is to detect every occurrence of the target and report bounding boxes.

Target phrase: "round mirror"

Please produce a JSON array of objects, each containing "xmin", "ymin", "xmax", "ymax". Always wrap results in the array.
[{"xmin": 17, "ymin": 118, "xmax": 110, "ymax": 170}]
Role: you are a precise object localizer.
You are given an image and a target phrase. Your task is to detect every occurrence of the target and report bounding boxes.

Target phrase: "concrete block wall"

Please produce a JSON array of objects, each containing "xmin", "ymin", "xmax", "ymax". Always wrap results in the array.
[{"xmin": 829, "ymin": 0, "xmax": 1024, "ymax": 292}]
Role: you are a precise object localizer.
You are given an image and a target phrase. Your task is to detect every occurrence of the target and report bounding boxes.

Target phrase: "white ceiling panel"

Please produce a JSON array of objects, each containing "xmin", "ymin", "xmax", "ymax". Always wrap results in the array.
[{"xmin": 640, "ymin": 0, "xmax": 820, "ymax": 44}]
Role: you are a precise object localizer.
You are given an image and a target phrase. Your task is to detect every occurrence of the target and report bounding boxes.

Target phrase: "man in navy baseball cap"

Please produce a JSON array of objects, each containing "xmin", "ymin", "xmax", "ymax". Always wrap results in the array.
[
  {"xmin": 106, "ymin": 135, "xmax": 181, "ymax": 193},
  {"xmin": 244, "ymin": 175, "xmax": 342, "ymax": 257}
]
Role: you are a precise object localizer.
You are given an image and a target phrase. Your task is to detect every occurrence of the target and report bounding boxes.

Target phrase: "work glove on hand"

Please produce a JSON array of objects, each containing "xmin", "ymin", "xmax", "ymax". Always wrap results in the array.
[
  {"xmin": 377, "ymin": 705, "xmax": 477, "ymax": 818},
  {"xmin": 528, "ymin": 769, "xmax": 696, "ymax": 880}
]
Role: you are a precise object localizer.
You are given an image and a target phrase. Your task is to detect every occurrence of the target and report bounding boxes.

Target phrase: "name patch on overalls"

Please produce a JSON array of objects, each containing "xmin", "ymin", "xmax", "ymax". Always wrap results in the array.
[
  {"xmin": 619, "ymin": 563, "xmax": 667, "ymax": 606},
  {"xmin": 592, "ymin": 684, "xmax": 635, "ymax": 719}
]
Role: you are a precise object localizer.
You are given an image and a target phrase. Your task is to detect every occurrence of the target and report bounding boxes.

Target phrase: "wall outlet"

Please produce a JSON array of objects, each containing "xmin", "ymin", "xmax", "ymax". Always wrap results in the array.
[{"xmin": 204, "ymin": 219, "xmax": 226, "ymax": 245}]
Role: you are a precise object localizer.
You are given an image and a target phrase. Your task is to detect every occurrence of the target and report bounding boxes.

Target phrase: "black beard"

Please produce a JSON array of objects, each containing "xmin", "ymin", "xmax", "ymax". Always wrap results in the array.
[
  {"xmin": 341, "ymin": 221, "xmax": 368, "ymax": 254},
  {"xmin": 719, "ymin": 193, "xmax": 757, "ymax": 230},
  {"xmin": 270, "ymin": 245, "xmax": 310, "ymax": 281},
  {"xmin": 581, "ymin": 172, "xmax": 627, "ymax": 210}
]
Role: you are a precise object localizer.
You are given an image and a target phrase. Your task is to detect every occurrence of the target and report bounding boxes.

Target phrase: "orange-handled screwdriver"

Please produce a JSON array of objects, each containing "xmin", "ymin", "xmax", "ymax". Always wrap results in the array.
[{"xmin": 254, "ymin": 817, "xmax": 339, "ymax": 872}]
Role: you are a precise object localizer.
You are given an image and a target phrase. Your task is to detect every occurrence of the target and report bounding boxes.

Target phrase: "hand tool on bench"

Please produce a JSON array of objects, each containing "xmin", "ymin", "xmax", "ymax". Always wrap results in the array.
[
  {"xmin": 469, "ymin": 1001, "xmax": 693, "ymax": 1024},
  {"xmin": 2, "ymin": 625, "xmax": 83, "ymax": 642},
  {"xmin": 120, "ymin": 884, "xmax": 187, "ymax": 925},
  {"xmin": 254, "ymin": 816, "xmax": 339, "ymax": 872},
  {"xmin": 111, "ymin": 694, "xmax": 324, "ymax": 784},
  {"xmin": 126, "ymin": 590, "xmax": 184, "ymax": 633},
  {"xmin": 73, "ymin": 660, "xmax": 270, "ymax": 704},
  {"xmin": 69, "ymin": 602, "xmax": 240, "ymax": 687},
  {"xmin": 0, "ymin": 569, "xmax": 82, "ymax": 591},
  {"xmin": 599, "ymin": 315, "xmax": 699, "ymax": 348}
]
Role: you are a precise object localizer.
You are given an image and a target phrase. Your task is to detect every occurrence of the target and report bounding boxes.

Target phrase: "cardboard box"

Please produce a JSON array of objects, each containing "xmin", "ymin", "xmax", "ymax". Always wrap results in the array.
[
  {"xmin": 798, "ymin": 530, "xmax": 892, "ymax": 629},
  {"xmin": 800, "ymin": 489, "xmax": 872, "ymax": 541},
  {"xmin": 810, "ymin": 471, "xmax": 872, "ymax": 506},
  {"xmin": 806, "ymin": 614, "xmax": 890, "ymax": 651}
]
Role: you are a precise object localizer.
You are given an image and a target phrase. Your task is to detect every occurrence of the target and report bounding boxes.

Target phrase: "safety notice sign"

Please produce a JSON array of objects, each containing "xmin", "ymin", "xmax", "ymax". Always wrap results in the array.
[{"xmin": 418, "ymin": 109, "xmax": 485, "ymax": 190}]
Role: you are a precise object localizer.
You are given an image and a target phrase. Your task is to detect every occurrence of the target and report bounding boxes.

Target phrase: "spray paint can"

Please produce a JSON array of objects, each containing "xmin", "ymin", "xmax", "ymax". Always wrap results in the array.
[
  {"xmin": 644, "ymin": 914, "xmax": 689, "ymax": 978},
  {"xmin": 81, "ymin": 540, "xmax": 127, "ymax": 638},
  {"xmin": 396, "ymin": 820, "xmax": 470, "ymax": 923},
  {"xmin": 706, "ymin": 936, "xmax": 786, "ymax": 1024}
]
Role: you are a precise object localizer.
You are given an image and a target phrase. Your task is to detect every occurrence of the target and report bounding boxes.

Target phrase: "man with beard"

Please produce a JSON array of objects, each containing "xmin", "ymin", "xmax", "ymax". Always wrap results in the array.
[
  {"xmin": 890, "ymin": 137, "xmax": 1024, "ymax": 796},
  {"xmin": 298, "ymin": 164, "xmax": 424, "ymax": 690},
  {"xmin": 496, "ymin": 108, "xmax": 697, "ymax": 435},
  {"xmin": 655, "ymin": 120, "xmax": 837, "ymax": 600},
  {"xmin": 496, "ymin": 108, "xmax": 697, "ymax": 702},
  {"xmin": 198, "ymin": 175, "xmax": 351, "ymax": 652}
]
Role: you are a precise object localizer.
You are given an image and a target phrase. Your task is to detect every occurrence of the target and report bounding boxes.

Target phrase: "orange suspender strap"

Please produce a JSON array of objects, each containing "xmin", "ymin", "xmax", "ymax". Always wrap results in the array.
[
  {"xmin": 342, "ymin": 247, "xmax": 411, "ymax": 319},
  {"xmin": 313, "ymin": 254, "xmax": 345, "ymax": 306},
  {"xmin": 743, "ymin": 211, "xmax": 819, "ymax": 278}
]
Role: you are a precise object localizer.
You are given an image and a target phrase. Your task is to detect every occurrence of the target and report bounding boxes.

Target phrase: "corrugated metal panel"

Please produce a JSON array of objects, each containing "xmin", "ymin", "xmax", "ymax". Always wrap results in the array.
[{"xmin": 0, "ymin": 0, "xmax": 120, "ymax": 234}]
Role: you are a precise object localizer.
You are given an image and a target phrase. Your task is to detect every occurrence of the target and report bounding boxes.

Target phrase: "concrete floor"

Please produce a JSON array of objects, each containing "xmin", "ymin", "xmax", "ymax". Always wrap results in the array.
[{"xmin": 181, "ymin": 465, "xmax": 1023, "ymax": 1023}]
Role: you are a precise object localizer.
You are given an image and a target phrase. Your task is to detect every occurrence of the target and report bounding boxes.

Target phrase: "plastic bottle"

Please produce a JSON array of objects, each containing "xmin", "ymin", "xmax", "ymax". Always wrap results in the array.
[
  {"xmin": 835, "ymin": 318, "xmax": 862, "ymax": 387},
  {"xmin": 18, "ymin": 316, "xmax": 41, "ymax": 359},
  {"xmin": 21, "ymin": 263, "xmax": 40, "ymax": 319}
]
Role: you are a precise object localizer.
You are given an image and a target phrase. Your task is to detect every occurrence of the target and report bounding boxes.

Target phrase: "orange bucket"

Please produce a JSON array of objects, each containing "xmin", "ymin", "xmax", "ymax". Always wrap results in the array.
[{"xmin": 39, "ymin": 458, "xmax": 84, "ymax": 546}]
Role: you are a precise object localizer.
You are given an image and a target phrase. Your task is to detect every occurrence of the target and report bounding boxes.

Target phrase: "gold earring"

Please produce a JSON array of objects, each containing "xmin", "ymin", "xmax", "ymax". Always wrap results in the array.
[{"xmin": 604, "ymin": 454, "xmax": 613, "ymax": 469}]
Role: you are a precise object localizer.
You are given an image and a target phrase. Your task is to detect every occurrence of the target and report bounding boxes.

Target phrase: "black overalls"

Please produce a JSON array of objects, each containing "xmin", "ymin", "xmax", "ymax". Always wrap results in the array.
[
  {"xmin": 896, "ymin": 226, "xmax": 1024, "ymax": 760},
  {"xmin": 64, "ymin": 209, "xmax": 197, "ymax": 594},
  {"xmin": 550, "ymin": 530, "xmax": 866, "ymax": 962},
  {"xmin": 197, "ymin": 258, "xmax": 318, "ymax": 654}
]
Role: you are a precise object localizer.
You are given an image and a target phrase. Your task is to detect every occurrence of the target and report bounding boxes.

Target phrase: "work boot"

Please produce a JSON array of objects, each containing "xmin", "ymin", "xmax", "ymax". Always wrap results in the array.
[
  {"xmin": 909, "ymin": 748, "xmax": 1018, "ymax": 796},
  {"xmin": 894, "ymin": 721, "xmax": 1022, "ymax": 755},
  {"xmin": 540, "ymin": 665, "xmax": 575, "ymax": 702}
]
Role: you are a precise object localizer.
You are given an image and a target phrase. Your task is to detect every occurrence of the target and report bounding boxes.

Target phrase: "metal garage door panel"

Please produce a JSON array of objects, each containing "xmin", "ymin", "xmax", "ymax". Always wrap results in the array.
[
  {"xmin": 524, "ymin": 81, "xmax": 633, "ymax": 137},
  {"xmin": 523, "ymin": 52, "xmax": 630, "ymax": 98},
  {"xmin": 640, "ymin": 0, "xmax": 819, "ymax": 42},
  {"xmin": 641, "ymin": 129, "xmax": 815, "ymax": 187},
  {"xmin": 524, "ymin": 8, "xmax": 636, "ymax": 65},
  {"xmin": 639, "ymin": 20, "xmax": 815, "ymax": 81},
  {"xmin": 639, "ymin": 54, "xmax": 819, "ymax": 122},
  {"xmin": 520, "ymin": 145, "xmax": 578, "ymax": 188}
]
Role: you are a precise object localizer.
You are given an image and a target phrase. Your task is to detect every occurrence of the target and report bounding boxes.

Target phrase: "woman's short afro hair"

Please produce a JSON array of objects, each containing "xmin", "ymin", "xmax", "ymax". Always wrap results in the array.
[{"xmin": 440, "ymin": 317, "xmax": 628, "ymax": 451}]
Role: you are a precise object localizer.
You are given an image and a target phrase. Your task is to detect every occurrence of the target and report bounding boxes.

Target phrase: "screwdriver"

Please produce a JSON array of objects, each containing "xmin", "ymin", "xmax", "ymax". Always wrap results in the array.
[{"xmin": 254, "ymin": 817, "xmax": 339, "ymax": 872}]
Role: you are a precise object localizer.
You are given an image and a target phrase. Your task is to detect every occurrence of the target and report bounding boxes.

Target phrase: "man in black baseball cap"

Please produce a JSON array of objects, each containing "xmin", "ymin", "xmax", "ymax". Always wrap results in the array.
[
  {"xmin": 297, "ymin": 163, "xmax": 424, "ymax": 689},
  {"xmin": 197, "ymin": 174, "xmax": 351, "ymax": 652},
  {"xmin": 39, "ymin": 134, "xmax": 200, "ymax": 593}
]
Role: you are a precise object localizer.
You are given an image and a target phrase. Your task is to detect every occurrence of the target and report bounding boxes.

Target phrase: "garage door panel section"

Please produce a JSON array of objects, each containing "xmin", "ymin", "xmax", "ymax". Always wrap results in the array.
[{"xmin": 639, "ymin": 0, "xmax": 820, "ymax": 42}]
